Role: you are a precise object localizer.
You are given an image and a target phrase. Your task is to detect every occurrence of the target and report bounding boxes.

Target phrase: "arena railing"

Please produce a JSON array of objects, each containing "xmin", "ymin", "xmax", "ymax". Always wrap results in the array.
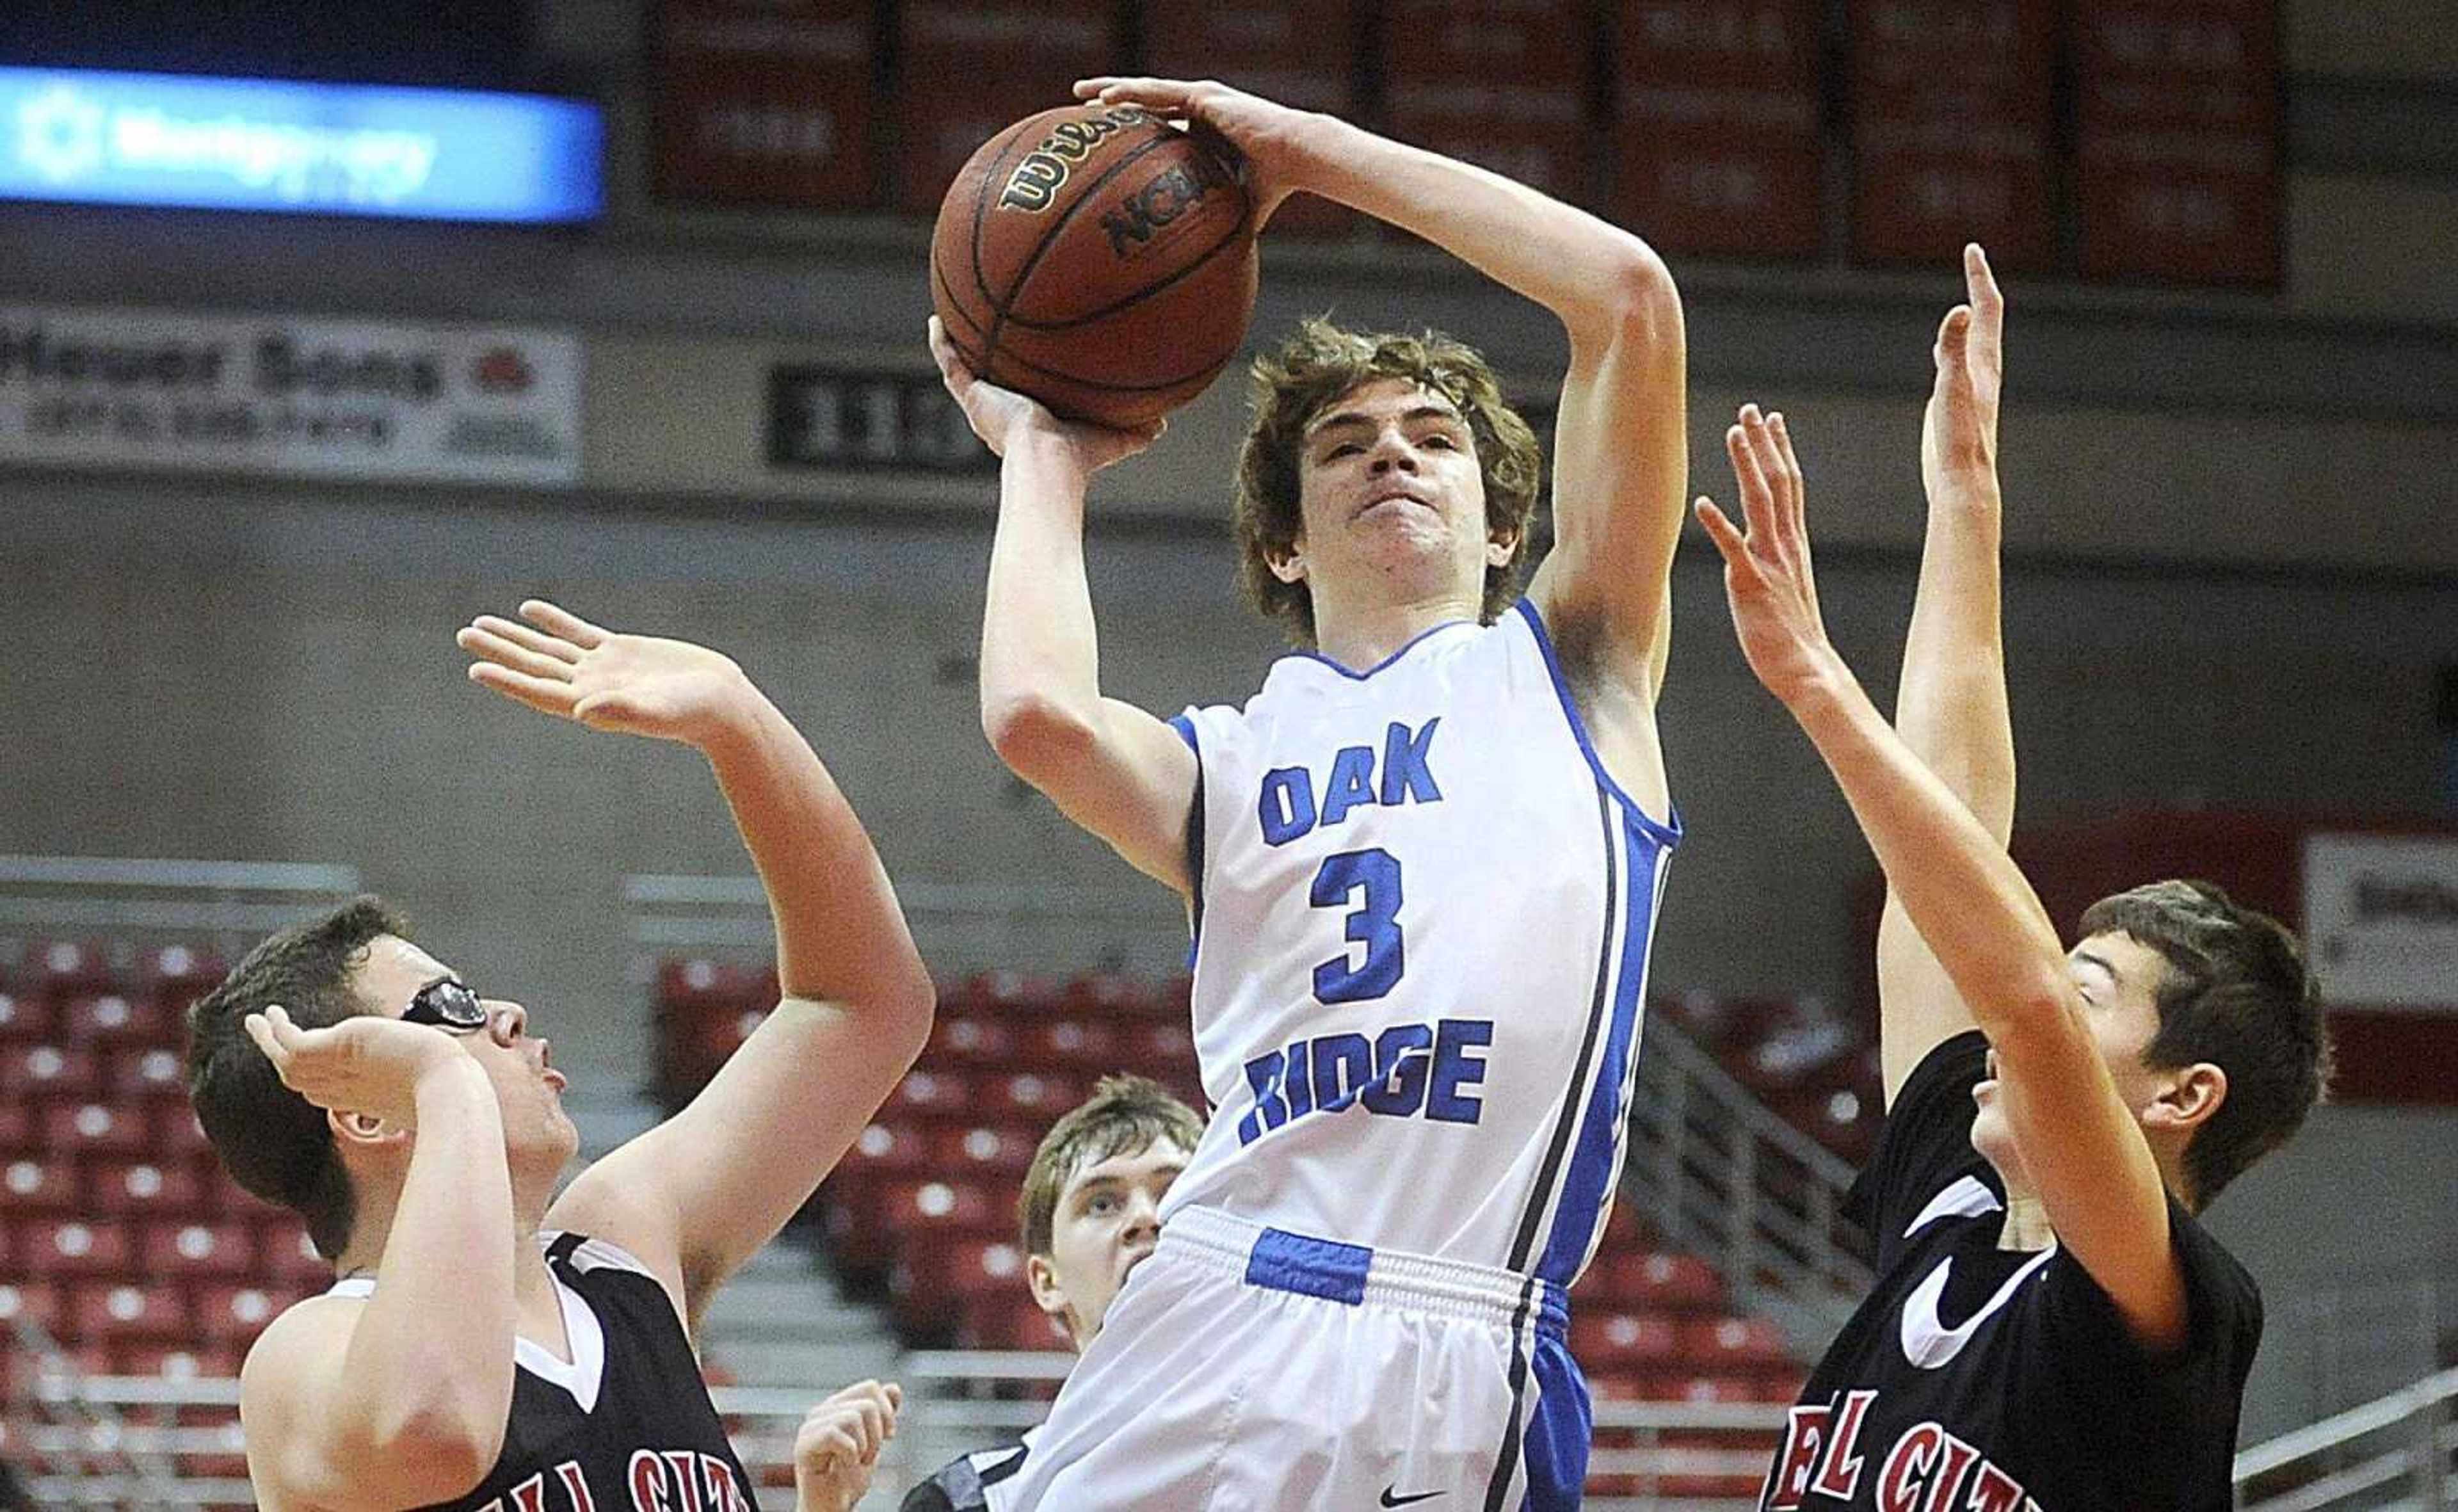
[
  {"xmin": 2235, "ymin": 1365, "xmax": 2458, "ymax": 1511},
  {"xmin": 0, "ymin": 855, "xmax": 365, "ymax": 956}
]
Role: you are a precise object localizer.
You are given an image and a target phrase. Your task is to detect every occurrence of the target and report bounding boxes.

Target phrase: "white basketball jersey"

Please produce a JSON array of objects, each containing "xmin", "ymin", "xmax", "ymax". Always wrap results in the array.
[{"xmin": 1162, "ymin": 599, "xmax": 1679, "ymax": 1287}]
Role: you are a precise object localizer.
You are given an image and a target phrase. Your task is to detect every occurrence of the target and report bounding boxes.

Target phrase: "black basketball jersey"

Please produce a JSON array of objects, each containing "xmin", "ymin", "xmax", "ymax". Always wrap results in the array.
[
  {"xmin": 899, "ymin": 1432, "xmax": 1033, "ymax": 1512},
  {"xmin": 327, "ymin": 1231, "xmax": 760, "ymax": 1512},
  {"xmin": 1761, "ymin": 1033, "xmax": 2260, "ymax": 1512}
]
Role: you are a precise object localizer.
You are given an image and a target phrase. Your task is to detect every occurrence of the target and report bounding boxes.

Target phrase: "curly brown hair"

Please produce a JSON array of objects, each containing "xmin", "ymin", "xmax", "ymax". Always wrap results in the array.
[{"xmin": 1233, "ymin": 318, "xmax": 1543, "ymax": 646}]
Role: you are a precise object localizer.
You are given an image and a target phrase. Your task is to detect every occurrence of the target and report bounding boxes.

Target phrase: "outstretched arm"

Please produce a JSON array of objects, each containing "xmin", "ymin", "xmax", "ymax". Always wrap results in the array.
[
  {"xmin": 931, "ymin": 319, "xmax": 1198, "ymax": 894},
  {"xmin": 1699, "ymin": 409, "xmax": 2188, "ymax": 1351},
  {"xmin": 1877, "ymin": 245, "xmax": 2015, "ymax": 1104},
  {"xmin": 460, "ymin": 602, "xmax": 934, "ymax": 1326},
  {"xmin": 1082, "ymin": 77, "xmax": 1685, "ymax": 800}
]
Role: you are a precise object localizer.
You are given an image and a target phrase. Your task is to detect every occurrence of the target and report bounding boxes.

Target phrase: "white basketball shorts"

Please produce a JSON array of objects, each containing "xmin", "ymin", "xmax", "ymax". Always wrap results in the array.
[{"xmin": 995, "ymin": 1203, "xmax": 1591, "ymax": 1511}]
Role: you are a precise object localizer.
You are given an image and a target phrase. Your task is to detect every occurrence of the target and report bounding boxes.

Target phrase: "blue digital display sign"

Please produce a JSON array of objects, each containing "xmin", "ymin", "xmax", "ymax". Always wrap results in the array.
[{"xmin": 0, "ymin": 67, "xmax": 602, "ymax": 223}]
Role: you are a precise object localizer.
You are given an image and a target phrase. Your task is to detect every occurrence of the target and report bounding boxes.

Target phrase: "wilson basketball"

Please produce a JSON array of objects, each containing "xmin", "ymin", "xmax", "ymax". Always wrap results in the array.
[{"xmin": 931, "ymin": 102, "xmax": 1260, "ymax": 429}]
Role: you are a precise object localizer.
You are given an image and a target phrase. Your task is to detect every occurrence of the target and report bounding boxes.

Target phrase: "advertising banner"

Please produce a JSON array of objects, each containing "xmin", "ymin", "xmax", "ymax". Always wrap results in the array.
[
  {"xmin": 0, "ymin": 305, "xmax": 583, "ymax": 486},
  {"xmin": 0, "ymin": 67, "xmax": 601, "ymax": 223},
  {"xmin": 2303, "ymin": 833, "xmax": 2458, "ymax": 1013}
]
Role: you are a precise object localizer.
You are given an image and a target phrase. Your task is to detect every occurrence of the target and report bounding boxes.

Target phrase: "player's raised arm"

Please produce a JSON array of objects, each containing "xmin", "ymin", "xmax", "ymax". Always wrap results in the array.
[
  {"xmin": 929, "ymin": 317, "xmax": 1199, "ymax": 894},
  {"xmin": 459, "ymin": 601, "xmax": 935, "ymax": 1327},
  {"xmin": 1080, "ymin": 78, "xmax": 1686, "ymax": 705},
  {"xmin": 237, "ymin": 1011, "xmax": 517, "ymax": 1509},
  {"xmin": 1699, "ymin": 408, "xmax": 2190, "ymax": 1349},
  {"xmin": 1877, "ymin": 244, "xmax": 2017, "ymax": 1104}
]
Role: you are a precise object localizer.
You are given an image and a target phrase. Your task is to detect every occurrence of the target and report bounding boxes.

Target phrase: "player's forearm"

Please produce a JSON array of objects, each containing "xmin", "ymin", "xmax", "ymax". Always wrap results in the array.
[
  {"xmin": 1785, "ymin": 664, "xmax": 2071, "ymax": 1043},
  {"xmin": 1299, "ymin": 115, "xmax": 1677, "ymax": 348},
  {"xmin": 698, "ymin": 695, "xmax": 932, "ymax": 1018},
  {"xmin": 1893, "ymin": 471, "xmax": 2015, "ymax": 840},
  {"xmin": 979, "ymin": 431, "xmax": 1108, "ymax": 764},
  {"xmin": 346, "ymin": 1061, "xmax": 517, "ymax": 1463}
]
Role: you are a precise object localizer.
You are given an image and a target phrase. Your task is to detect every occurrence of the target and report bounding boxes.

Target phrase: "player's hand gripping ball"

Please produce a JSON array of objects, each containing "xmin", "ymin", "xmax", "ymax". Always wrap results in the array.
[{"xmin": 930, "ymin": 101, "xmax": 1260, "ymax": 429}]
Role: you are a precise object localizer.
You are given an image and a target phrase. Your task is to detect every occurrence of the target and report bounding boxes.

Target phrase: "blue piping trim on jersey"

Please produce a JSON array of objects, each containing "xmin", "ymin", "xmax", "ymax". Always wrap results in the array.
[
  {"xmin": 1288, "ymin": 616, "xmax": 1477, "ymax": 681},
  {"xmin": 1510, "ymin": 597, "xmax": 1682, "ymax": 848},
  {"xmin": 1518, "ymin": 1334, "xmax": 1591, "ymax": 1512},
  {"xmin": 1169, "ymin": 712, "xmax": 1205, "ymax": 972},
  {"xmin": 1534, "ymin": 816, "xmax": 1668, "ymax": 1284}
]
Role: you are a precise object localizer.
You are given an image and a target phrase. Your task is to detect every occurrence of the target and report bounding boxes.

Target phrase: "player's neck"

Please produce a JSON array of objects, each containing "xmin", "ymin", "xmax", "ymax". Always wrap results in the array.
[
  {"xmin": 1995, "ymin": 1192, "xmax": 2056, "ymax": 1253},
  {"xmin": 1312, "ymin": 589, "xmax": 1479, "ymax": 672}
]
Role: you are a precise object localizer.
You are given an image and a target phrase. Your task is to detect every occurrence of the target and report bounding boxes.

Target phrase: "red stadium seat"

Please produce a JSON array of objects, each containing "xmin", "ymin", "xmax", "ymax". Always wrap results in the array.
[
  {"xmin": 839, "ymin": 1120, "xmax": 931, "ymax": 1177},
  {"xmin": 28, "ymin": 938, "xmax": 113, "ymax": 996},
  {"xmin": 110, "ymin": 1046, "xmax": 188, "ymax": 1099},
  {"xmin": 20, "ymin": 1218, "xmax": 134, "ymax": 1276},
  {"xmin": 136, "ymin": 942, "xmax": 225, "ymax": 1011},
  {"xmin": 89, "ymin": 1159, "xmax": 210, "ymax": 1219},
  {"xmin": 72, "ymin": 1280, "xmax": 191, "ymax": 1342},
  {"xmin": 4, "ymin": 1155, "xmax": 80, "ymax": 1212},
  {"xmin": 0, "ymin": 1279, "xmax": 65, "ymax": 1335},
  {"xmin": 951, "ymin": 970, "xmax": 1066, "ymax": 1018},
  {"xmin": 0, "ymin": 990, "xmax": 49, "ymax": 1043},
  {"xmin": 0, "ymin": 1101, "xmax": 28, "ymax": 1155},
  {"xmin": 927, "ymin": 1013, "xmax": 1018, "ymax": 1068},
  {"xmin": 1683, "ymin": 1315, "xmax": 1795, "ymax": 1369},
  {"xmin": 255, "ymin": 1225, "xmax": 331, "ymax": 1289},
  {"xmin": 1013, "ymin": 1017, "xmax": 1122, "ymax": 1074},
  {"xmin": 1061, "ymin": 972, "xmax": 1159, "ymax": 1017},
  {"xmin": 60, "ymin": 990, "xmax": 170, "ymax": 1047},
  {"xmin": 192, "ymin": 1283, "xmax": 288, "ymax": 1346},
  {"xmin": 879, "ymin": 1178, "xmax": 1002, "ymax": 1237},
  {"xmin": 886, "ymin": 1068, "xmax": 974, "ymax": 1120},
  {"xmin": 42, "ymin": 1098, "xmax": 150, "ymax": 1158},
  {"xmin": 1120, "ymin": 1017, "xmax": 1196, "ymax": 1073},
  {"xmin": 931, "ymin": 1123, "xmax": 1038, "ymax": 1180},
  {"xmin": 1603, "ymin": 1251, "xmax": 1724, "ymax": 1312},
  {"xmin": 0, "ymin": 1042, "xmax": 101, "ymax": 1100},
  {"xmin": 151, "ymin": 1102, "xmax": 219, "ymax": 1161},
  {"xmin": 145, "ymin": 1221, "xmax": 257, "ymax": 1279},
  {"xmin": 1570, "ymin": 1311, "xmax": 1682, "ymax": 1370},
  {"xmin": 977, "ymin": 1072, "xmax": 1082, "ymax": 1123}
]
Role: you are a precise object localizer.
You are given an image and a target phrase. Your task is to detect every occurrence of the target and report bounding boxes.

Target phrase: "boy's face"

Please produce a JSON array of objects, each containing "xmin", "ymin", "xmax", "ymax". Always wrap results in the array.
[{"xmin": 1026, "ymin": 1136, "xmax": 1191, "ymax": 1350}]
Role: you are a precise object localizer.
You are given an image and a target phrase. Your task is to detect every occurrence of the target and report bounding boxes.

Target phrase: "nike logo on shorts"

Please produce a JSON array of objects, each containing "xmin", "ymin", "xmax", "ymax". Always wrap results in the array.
[{"xmin": 1379, "ymin": 1488, "xmax": 1441, "ymax": 1508}]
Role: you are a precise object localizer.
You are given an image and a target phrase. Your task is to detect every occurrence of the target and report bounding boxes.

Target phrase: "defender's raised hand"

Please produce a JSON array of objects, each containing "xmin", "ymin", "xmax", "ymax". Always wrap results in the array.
[
  {"xmin": 1922, "ymin": 242, "xmax": 2006, "ymax": 498},
  {"xmin": 458, "ymin": 600, "xmax": 756, "ymax": 748},
  {"xmin": 1695, "ymin": 406, "xmax": 1844, "ymax": 706},
  {"xmin": 243, "ymin": 1004, "xmax": 474, "ymax": 1129},
  {"xmin": 792, "ymin": 1379, "xmax": 901, "ymax": 1512}
]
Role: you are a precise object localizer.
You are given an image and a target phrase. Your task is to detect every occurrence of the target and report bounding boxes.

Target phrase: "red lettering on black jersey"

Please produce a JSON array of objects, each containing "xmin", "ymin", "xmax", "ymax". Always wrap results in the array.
[
  {"xmin": 1877, "ymin": 1422, "xmax": 1947, "ymax": 1512},
  {"xmin": 555, "ymin": 1460, "xmax": 597, "ymax": 1512},
  {"xmin": 628, "ymin": 1449, "xmax": 674, "ymax": 1512},
  {"xmin": 1812, "ymin": 1390, "xmax": 1876, "ymax": 1499},
  {"xmin": 1766, "ymin": 1403, "xmax": 1829, "ymax": 1508},
  {"xmin": 661, "ymin": 1450, "xmax": 707, "ymax": 1512},
  {"xmin": 1927, "ymin": 1431, "xmax": 1980, "ymax": 1512},
  {"xmin": 510, "ymin": 1472, "xmax": 549, "ymax": 1512},
  {"xmin": 1963, "ymin": 1461, "xmax": 2027, "ymax": 1512}
]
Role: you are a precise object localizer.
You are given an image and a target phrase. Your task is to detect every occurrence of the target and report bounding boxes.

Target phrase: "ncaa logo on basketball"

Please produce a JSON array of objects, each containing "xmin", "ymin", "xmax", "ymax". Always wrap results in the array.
[
  {"xmin": 997, "ymin": 106, "xmax": 1153, "ymax": 213},
  {"xmin": 1101, "ymin": 152, "xmax": 1235, "ymax": 259}
]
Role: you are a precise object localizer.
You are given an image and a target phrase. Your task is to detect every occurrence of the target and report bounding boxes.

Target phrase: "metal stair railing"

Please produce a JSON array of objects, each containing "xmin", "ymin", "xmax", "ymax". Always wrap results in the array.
[
  {"xmin": 1627, "ymin": 1015, "xmax": 1872, "ymax": 1351},
  {"xmin": 2235, "ymin": 1366, "xmax": 2458, "ymax": 1511}
]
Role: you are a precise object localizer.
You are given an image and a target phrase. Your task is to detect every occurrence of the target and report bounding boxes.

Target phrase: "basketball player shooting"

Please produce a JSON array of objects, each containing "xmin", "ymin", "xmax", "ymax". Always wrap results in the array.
[
  {"xmin": 1697, "ymin": 250, "xmax": 2332, "ymax": 1509},
  {"xmin": 932, "ymin": 76, "xmax": 1687, "ymax": 1508},
  {"xmin": 184, "ymin": 602, "xmax": 933, "ymax": 1512}
]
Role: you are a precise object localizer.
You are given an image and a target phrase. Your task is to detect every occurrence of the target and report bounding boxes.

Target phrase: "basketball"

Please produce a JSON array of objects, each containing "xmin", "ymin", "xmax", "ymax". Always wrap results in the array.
[{"xmin": 931, "ymin": 101, "xmax": 1260, "ymax": 430}]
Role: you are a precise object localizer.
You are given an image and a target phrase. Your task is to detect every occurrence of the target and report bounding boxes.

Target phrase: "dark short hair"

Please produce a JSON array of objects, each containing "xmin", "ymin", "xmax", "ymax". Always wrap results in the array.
[
  {"xmin": 1233, "ymin": 316, "xmax": 1542, "ymax": 646},
  {"xmin": 2078, "ymin": 880, "xmax": 2333, "ymax": 1208},
  {"xmin": 186, "ymin": 896, "xmax": 406, "ymax": 1260},
  {"xmin": 1018, "ymin": 1074, "xmax": 1203, "ymax": 1257}
]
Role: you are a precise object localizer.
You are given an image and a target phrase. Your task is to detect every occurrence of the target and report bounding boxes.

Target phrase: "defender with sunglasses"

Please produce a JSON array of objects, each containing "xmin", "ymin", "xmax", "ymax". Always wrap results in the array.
[{"xmin": 186, "ymin": 600, "xmax": 934, "ymax": 1512}]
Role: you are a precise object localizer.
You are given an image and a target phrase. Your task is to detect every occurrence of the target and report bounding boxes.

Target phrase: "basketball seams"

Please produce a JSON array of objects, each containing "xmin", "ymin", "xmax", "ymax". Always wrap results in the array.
[
  {"xmin": 997, "ymin": 205, "xmax": 1251, "ymax": 333},
  {"xmin": 995, "ymin": 128, "xmax": 1187, "ymax": 328}
]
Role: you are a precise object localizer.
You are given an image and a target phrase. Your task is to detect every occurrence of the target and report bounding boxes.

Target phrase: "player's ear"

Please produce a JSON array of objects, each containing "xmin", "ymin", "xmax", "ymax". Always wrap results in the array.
[
  {"xmin": 1264, "ymin": 533, "xmax": 1306, "ymax": 585},
  {"xmin": 2144, "ymin": 1061, "xmax": 2227, "ymax": 1135},
  {"xmin": 330, "ymin": 1107, "xmax": 408, "ymax": 1150},
  {"xmin": 1485, "ymin": 518, "xmax": 1523, "ymax": 567},
  {"xmin": 1024, "ymin": 1253, "xmax": 1070, "ymax": 1317}
]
